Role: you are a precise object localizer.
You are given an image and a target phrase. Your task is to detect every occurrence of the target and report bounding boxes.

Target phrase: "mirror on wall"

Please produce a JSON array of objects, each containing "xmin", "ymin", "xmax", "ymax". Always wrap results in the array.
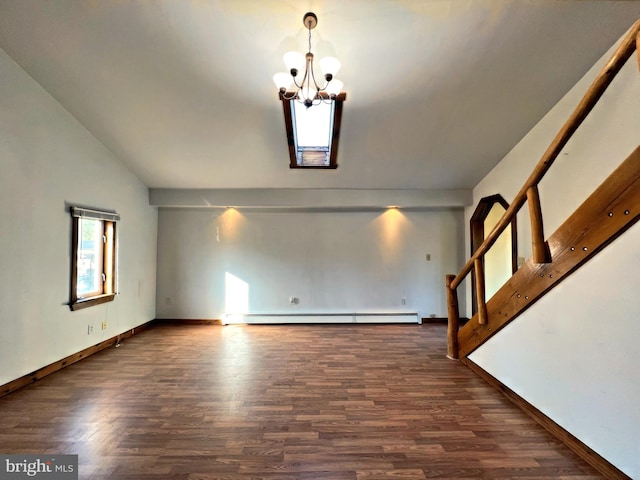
[{"xmin": 470, "ymin": 194, "xmax": 518, "ymax": 314}]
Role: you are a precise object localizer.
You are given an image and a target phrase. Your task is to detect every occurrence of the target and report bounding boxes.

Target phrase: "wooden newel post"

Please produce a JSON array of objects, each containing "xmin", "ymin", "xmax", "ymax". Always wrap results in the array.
[
  {"xmin": 446, "ymin": 274, "xmax": 460, "ymax": 360},
  {"xmin": 473, "ymin": 258, "xmax": 488, "ymax": 325},
  {"xmin": 526, "ymin": 185, "xmax": 550, "ymax": 264}
]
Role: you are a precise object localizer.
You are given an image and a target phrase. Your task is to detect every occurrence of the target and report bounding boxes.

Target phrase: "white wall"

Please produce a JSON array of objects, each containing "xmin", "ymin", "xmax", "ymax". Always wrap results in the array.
[
  {"xmin": 156, "ymin": 208, "xmax": 465, "ymax": 320},
  {"xmin": 468, "ymin": 29, "xmax": 640, "ymax": 477},
  {"xmin": 0, "ymin": 48, "xmax": 158, "ymax": 385}
]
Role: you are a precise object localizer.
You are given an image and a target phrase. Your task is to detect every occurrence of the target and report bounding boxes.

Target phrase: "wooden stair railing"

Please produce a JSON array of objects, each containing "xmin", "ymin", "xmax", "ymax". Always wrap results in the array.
[
  {"xmin": 459, "ymin": 148, "xmax": 640, "ymax": 357},
  {"xmin": 447, "ymin": 18, "xmax": 640, "ymax": 360}
]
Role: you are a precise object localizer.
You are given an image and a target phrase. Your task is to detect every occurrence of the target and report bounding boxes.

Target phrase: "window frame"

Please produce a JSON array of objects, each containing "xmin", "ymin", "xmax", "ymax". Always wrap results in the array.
[
  {"xmin": 279, "ymin": 91, "xmax": 346, "ymax": 169},
  {"xmin": 69, "ymin": 206, "xmax": 119, "ymax": 311}
]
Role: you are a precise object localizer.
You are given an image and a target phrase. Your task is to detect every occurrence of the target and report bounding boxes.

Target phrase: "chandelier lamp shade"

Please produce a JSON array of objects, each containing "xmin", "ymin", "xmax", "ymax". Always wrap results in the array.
[{"xmin": 273, "ymin": 12, "xmax": 343, "ymax": 108}]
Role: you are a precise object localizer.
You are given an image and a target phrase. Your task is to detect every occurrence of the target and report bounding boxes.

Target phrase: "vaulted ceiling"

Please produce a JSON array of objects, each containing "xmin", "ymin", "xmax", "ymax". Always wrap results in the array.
[{"xmin": 1, "ymin": 1, "xmax": 639, "ymax": 191}]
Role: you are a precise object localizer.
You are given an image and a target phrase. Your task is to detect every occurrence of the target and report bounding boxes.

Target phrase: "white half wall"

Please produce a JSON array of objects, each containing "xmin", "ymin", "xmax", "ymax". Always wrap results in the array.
[
  {"xmin": 0, "ymin": 48, "xmax": 158, "ymax": 385},
  {"xmin": 156, "ymin": 208, "xmax": 465, "ymax": 321},
  {"xmin": 472, "ymin": 223, "xmax": 640, "ymax": 477},
  {"xmin": 468, "ymin": 28, "xmax": 640, "ymax": 477}
]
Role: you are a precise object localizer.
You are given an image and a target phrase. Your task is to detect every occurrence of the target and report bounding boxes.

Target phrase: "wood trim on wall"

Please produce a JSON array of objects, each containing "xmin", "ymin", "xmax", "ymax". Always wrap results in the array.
[
  {"xmin": 462, "ymin": 357, "xmax": 631, "ymax": 480},
  {"xmin": 421, "ymin": 317, "xmax": 469, "ymax": 325},
  {"xmin": 1, "ymin": 319, "xmax": 224, "ymax": 398},
  {"xmin": 0, "ymin": 320, "xmax": 156, "ymax": 398}
]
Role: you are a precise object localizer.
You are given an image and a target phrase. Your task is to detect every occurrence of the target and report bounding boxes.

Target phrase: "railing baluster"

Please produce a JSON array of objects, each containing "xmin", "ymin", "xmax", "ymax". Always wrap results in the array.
[
  {"xmin": 527, "ymin": 185, "xmax": 550, "ymax": 263},
  {"xmin": 446, "ymin": 274, "xmax": 460, "ymax": 360},
  {"xmin": 474, "ymin": 258, "xmax": 488, "ymax": 325}
]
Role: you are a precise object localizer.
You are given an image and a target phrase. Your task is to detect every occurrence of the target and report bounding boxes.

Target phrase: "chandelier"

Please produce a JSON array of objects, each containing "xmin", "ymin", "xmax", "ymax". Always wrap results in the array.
[{"xmin": 273, "ymin": 12, "xmax": 343, "ymax": 108}]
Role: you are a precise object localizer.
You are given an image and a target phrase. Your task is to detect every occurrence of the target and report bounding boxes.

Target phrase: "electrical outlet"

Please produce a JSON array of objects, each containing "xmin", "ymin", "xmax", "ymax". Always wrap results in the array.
[
  {"xmin": 425, "ymin": 253, "xmax": 431, "ymax": 261},
  {"xmin": 101, "ymin": 321, "xmax": 107, "ymax": 330},
  {"xmin": 87, "ymin": 324, "xmax": 93, "ymax": 335}
]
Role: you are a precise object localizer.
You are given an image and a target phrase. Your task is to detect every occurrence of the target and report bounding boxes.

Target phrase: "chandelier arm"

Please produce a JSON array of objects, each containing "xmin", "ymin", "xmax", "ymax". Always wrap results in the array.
[
  {"xmin": 291, "ymin": 76, "xmax": 304, "ymax": 90},
  {"xmin": 288, "ymin": 65, "xmax": 309, "ymax": 102},
  {"xmin": 279, "ymin": 89, "xmax": 298, "ymax": 100},
  {"xmin": 308, "ymin": 56, "xmax": 330, "ymax": 93},
  {"xmin": 301, "ymin": 69, "xmax": 311, "ymax": 99},
  {"xmin": 309, "ymin": 67, "xmax": 321, "ymax": 96},
  {"xmin": 315, "ymin": 74, "xmax": 331, "ymax": 93}
]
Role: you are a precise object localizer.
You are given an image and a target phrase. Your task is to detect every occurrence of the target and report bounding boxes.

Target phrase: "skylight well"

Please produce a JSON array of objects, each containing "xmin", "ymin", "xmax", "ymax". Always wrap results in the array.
[{"xmin": 274, "ymin": 12, "xmax": 346, "ymax": 169}]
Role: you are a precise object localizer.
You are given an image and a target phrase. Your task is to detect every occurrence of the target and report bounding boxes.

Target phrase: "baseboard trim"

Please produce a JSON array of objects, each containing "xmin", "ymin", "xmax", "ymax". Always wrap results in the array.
[
  {"xmin": 225, "ymin": 313, "xmax": 419, "ymax": 324},
  {"xmin": 421, "ymin": 317, "xmax": 469, "ymax": 325},
  {"xmin": 0, "ymin": 320, "xmax": 155, "ymax": 399},
  {"xmin": 462, "ymin": 357, "xmax": 631, "ymax": 480},
  {"xmin": 155, "ymin": 318, "xmax": 223, "ymax": 326}
]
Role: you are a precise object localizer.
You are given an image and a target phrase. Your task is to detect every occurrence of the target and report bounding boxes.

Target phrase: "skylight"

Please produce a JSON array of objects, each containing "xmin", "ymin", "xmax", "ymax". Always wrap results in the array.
[
  {"xmin": 278, "ymin": 93, "xmax": 346, "ymax": 169},
  {"xmin": 292, "ymin": 101, "xmax": 333, "ymax": 167},
  {"xmin": 293, "ymin": 101, "xmax": 332, "ymax": 147}
]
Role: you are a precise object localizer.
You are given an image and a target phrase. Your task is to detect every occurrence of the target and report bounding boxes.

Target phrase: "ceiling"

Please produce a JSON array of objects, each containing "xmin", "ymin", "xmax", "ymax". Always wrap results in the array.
[{"xmin": 1, "ymin": 1, "xmax": 639, "ymax": 191}]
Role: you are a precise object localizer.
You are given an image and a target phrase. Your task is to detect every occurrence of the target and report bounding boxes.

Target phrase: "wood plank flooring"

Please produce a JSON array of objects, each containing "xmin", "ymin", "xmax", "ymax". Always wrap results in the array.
[{"xmin": 0, "ymin": 324, "xmax": 602, "ymax": 479}]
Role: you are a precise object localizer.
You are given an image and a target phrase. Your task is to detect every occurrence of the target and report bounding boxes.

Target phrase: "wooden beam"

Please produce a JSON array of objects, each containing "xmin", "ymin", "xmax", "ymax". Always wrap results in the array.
[
  {"xmin": 526, "ymin": 185, "xmax": 550, "ymax": 263},
  {"xmin": 473, "ymin": 258, "xmax": 488, "ymax": 325},
  {"xmin": 457, "ymin": 145, "xmax": 640, "ymax": 358},
  {"xmin": 445, "ymin": 274, "xmax": 460, "ymax": 359},
  {"xmin": 328, "ymin": 96, "xmax": 345, "ymax": 169},
  {"xmin": 278, "ymin": 92, "xmax": 298, "ymax": 168}
]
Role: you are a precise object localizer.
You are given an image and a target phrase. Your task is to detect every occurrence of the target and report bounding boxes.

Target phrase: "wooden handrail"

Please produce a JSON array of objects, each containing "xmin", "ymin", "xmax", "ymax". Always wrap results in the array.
[
  {"xmin": 449, "ymin": 18, "xmax": 640, "ymax": 292},
  {"xmin": 637, "ymin": 29, "xmax": 640, "ymax": 70},
  {"xmin": 446, "ymin": 18, "xmax": 640, "ymax": 359}
]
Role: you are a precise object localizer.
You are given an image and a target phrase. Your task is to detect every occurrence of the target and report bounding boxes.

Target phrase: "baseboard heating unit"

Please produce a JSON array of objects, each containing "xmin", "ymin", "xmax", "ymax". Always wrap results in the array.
[{"xmin": 223, "ymin": 312, "xmax": 420, "ymax": 325}]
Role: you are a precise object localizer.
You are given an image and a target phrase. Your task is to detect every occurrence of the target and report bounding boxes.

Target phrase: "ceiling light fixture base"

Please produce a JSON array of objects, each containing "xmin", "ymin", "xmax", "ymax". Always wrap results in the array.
[{"xmin": 303, "ymin": 12, "xmax": 318, "ymax": 30}]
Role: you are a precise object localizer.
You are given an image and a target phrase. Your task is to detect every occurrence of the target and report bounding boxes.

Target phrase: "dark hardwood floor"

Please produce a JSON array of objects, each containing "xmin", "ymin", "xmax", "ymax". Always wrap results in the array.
[{"xmin": 0, "ymin": 324, "xmax": 601, "ymax": 479}]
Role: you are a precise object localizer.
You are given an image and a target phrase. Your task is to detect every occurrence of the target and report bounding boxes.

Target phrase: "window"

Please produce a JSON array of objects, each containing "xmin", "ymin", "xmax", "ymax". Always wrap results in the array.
[
  {"xmin": 70, "ymin": 206, "xmax": 119, "ymax": 311},
  {"xmin": 279, "ymin": 92, "xmax": 346, "ymax": 168}
]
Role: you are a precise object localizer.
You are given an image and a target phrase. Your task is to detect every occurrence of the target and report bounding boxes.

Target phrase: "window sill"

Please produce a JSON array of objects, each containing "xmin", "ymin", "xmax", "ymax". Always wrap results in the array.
[{"xmin": 70, "ymin": 293, "xmax": 116, "ymax": 311}]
